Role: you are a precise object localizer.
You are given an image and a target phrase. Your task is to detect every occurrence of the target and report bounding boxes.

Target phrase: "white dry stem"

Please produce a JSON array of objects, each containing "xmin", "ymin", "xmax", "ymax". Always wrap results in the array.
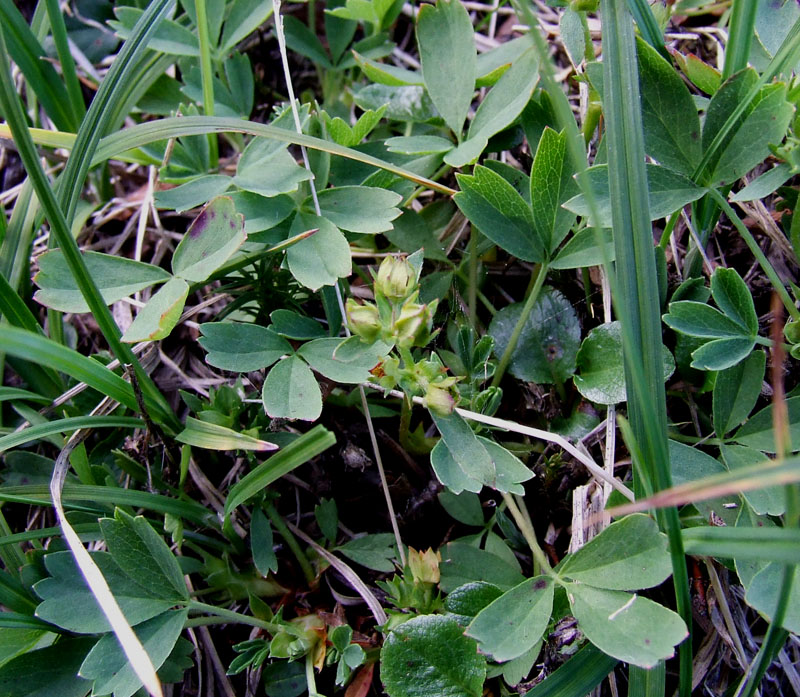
[
  {"xmin": 51, "ymin": 402, "xmax": 163, "ymax": 697},
  {"xmin": 272, "ymin": 0, "xmax": 406, "ymax": 566}
]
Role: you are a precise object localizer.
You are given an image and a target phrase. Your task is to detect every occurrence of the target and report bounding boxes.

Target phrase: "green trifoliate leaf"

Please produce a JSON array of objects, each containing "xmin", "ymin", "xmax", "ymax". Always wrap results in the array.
[{"xmin": 198, "ymin": 322, "xmax": 292, "ymax": 372}]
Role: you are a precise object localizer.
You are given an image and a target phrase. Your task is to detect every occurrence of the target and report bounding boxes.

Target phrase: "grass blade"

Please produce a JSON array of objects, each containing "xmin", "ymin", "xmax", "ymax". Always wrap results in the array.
[
  {"xmin": 722, "ymin": 0, "xmax": 757, "ymax": 80},
  {"xmin": 625, "ymin": 0, "xmax": 667, "ymax": 59},
  {"xmin": 682, "ymin": 526, "xmax": 800, "ymax": 563},
  {"xmin": 524, "ymin": 643, "xmax": 618, "ymax": 697},
  {"xmin": 43, "ymin": 0, "xmax": 85, "ymax": 125},
  {"xmin": 2, "ymin": 325, "xmax": 141, "ymax": 413},
  {"xmin": 0, "ymin": 415, "xmax": 143, "ymax": 453},
  {"xmin": 599, "ymin": 1, "xmax": 692, "ymax": 693},
  {"xmin": 0, "ymin": 0, "xmax": 76, "ymax": 130}
]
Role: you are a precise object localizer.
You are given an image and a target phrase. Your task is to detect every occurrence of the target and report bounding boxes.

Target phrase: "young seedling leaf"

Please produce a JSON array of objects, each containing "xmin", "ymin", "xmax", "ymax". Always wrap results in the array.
[
  {"xmin": 574, "ymin": 322, "xmax": 674, "ymax": 405},
  {"xmin": 466, "ymin": 576, "xmax": 554, "ymax": 662},
  {"xmin": 416, "ymin": 0, "xmax": 476, "ymax": 137},
  {"xmin": 286, "ymin": 214, "xmax": 351, "ymax": 291},
  {"xmin": 120, "ymin": 277, "xmax": 189, "ymax": 343},
  {"xmin": 34, "ymin": 551, "xmax": 175, "ymax": 634},
  {"xmin": 489, "ymin": 288, "xmax": 581, "ymax": 384},
  {"xmin": 262, "ymin": 356, "xmax": 322, "ymax": 421},
  {"xmin": 558, "ymin": 514, "xmax": 672, "ymax": 590},
  {"xmin": 713, "ymin": 350, "xmax": 765, "ymax": 436},
  {"xmin": 198, "ymin": 322, "xmax": 292, "ymax": 372},
  {"xmin": 381, "ymin": 615, "xmax": 486, "ymax": 697},
  {"xmin": 79, "ymin": 609, "xmax": 188, "ymax": 697},
  {"xmin": 567, "ymin": 584, "xmax": 688, "ymax": 668},
  {"xmin": 172, "ymin": 196, "xmax": 246, "ymax": 282},
  {"xmin": 455, "ymin": 165, "xmax": 543, "ymax": 262},
  {"xmin": 175, "ymin": 417, "xmax": 279, "ymax": 452},
  {"xmin": 34, "ymin": 250, "xmax": 171, "ymax": 314}
]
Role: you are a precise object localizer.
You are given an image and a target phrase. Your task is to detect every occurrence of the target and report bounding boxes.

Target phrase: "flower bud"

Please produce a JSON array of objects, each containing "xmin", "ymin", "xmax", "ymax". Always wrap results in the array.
[
  {"xmin": 375, "ymin": 256, "xmax": 415, "ymax": 301},
  {"xmin": 346, "ymin": 299, "xmax": 381, "ymax": 343},
  {"xmin": 408, "ymin": 547, "xmax": 441, "ymax": 584},
  {"xmin": 393, "ymin": 302, "xmax": 427, "ymax": 348},
  {"xmin": 423, "ymin": 384, "xmax": 455, "ymax": 416}
]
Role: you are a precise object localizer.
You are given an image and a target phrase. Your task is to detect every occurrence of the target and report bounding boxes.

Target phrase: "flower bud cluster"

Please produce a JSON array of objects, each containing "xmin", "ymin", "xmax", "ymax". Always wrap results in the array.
[{"xmin": 346, "ymin": 256, "xmax": 437, "ymax": 350}]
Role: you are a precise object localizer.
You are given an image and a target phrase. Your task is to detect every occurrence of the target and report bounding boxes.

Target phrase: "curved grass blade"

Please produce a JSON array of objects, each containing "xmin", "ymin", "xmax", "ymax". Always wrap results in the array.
[
  {"xmin": 3, "ymin": 325, "xmax": 140, "ymax": 412},
  {"xmin": 682, "ymin": 526, "xmax": 800, "ymax": 564},
  {"xmin": 722, "ymin": 0, "xmax": 757, "ymax": 80},
  {"xmin": 625, "ymin": 0, "xmax": 667, "ymax": 59},
  {"xmin": 43, "ymin": 0, "xmax": 85, "ymax": 125},
  {"xmin": 0, "ymin": 415, "xmax": 143, "ymax": 453},
  {"xmin": 524, "ymin": 643, "xmax": 618, "ymax": 697}
]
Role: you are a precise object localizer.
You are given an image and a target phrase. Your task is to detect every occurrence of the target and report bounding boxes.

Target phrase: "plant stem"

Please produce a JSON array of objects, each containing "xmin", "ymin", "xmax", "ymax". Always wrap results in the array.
[
  {"xmin": 709, "ymin": 189, "xmax": 800, "ymax": 322},
  {"xmin": 502, "ymin": 492, "xmax": 551, "ymax": 576},
  {"xmin": 194, "ymin": 0, "xmax": 218, "ymax": 169},
  {"xmin": 186, "ymin": 600, "xmax": 281, "ymax": 634},
  {"xmin": 265, "ymin": 502, "xmax": 316, "ymax": 586},
  {"xmin": 468, "ymin": 224, "xmax": 478, "ymax": 330},
  {"xmin": 491, "ymin": 262, "xmax": 548, "ymax": 387}
]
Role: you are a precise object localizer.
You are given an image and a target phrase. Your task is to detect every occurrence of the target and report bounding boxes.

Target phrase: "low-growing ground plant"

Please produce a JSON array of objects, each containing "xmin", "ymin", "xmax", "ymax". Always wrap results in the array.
[{"xmin": 0, "ymin": 0, "xmax": 799, "ymax": 696}]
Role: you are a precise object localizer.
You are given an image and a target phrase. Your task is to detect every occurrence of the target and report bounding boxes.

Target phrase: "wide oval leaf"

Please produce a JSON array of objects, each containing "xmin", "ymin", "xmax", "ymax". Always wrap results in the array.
[
  {"xmin": 198, "ymin": 322, "xmax": 291, "ymax": 372},
  {"xmin": 381, "ymin": 615, "xmax": 486, "ymax": 697},
  {"xmin": 262, "ymin": 356, "xmax": 322, "ymax": 421},
  {"xmin": 567, "ymin": 584, "xmax": 687, "ymax": 669}
]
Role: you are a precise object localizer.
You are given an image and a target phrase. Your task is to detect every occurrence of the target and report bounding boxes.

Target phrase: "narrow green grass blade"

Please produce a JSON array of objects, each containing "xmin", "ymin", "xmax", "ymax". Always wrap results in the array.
[
  {"xmin": 225, "ymin": 425, "xmax": 336, "ymax": 518},
  {"xmin": 524, "ymin": 643, "xmax": 618, "ymax": 697},
  {"xmin": 2, "ymin": 325, "xmax": 139, "ymax": 412},
  {"xmin": 0, "ymin": 524, "xmax": 101, "ymax": 546},
  {"xmin": 0, "ymin": 0, "xmax": 76, "ymax": 130},
  {"xmin": 43, "ymin": 0, "xmax": 85, "ymax": 125},
  {"xmin": 0, "ymin": 14, "xmax": 180, "ymax": 433},
  {"xmin": 0, "ymin": 415, "xmax": 143, "ymax": 452},
  {"xmin": 682, "ymin": 526, "xmax": 800, "ymax": 563},
  {"xmin": 0, "ymin": 485, "xmax": 215, "ymax": 527},
  {"xmin": 722, "ymin": 0, "xmax": 757, "ymax": 80},
  {"xmin": 0, "ymin": 272, "xmax": 45, "ymax": 335},
  {"xmin": 629, "ymin": 663, "xmax": 666, "ymax": 697},
  {"xmin": 599, "ymin": 2, "xmax": 692, "ymax": 694},
  {"xmin": 625, "ymin": 0, "xmax": 667, "ymax": 59},
  {"xmin": 194, "ymin": 0, "xmax": 218, "ymax": 167}
]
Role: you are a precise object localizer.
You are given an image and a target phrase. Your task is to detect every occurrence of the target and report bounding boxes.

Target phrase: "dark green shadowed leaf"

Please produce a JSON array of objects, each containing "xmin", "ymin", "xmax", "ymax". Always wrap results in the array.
[
  {"xmin": 488, "ymin": 288, "xmax": 581, "ymax": 384},
  {"xmin": 251, "ymin": 508, "xmax": 278, "ymax": 576},
  {"xmin": 0, "ymin": 637, "xmax": 95, "ymax": 697},
  {"xmin": 439, "ymin": 542, "xmax": 525, "ymax": 592},
  {"xmin": 713, "ymin": 350, "xmax": 765, "ymax": 436},
  {"xmin": 34, "ymin": 250, "xmax": 171, "ymax": 314},
  {"xmin": 79, "ymin": 609, "xmax": 188, "ymax": 697},
  {"xmin": 381, "ymin": 615, "xmax": 486, "ymax": 697},
  {"xmin": 198, "ymin": 323, "xmax": 292, "ymax": 372},
  {"xmin": 734, "ymin": 397, "xmax": 800, "ymax": 453},
  {"xmin": 562, "ymin": 164, "xmax": 704, "ymax": 227},
  {"xmin": 34, "ymin": 551, "xmax": 175, "ymax": 633},
  {"xmin": 466, "ymin": 576, "xmax": 553, "ymax": 662},
  {"xmin": 336, "ymin": 533, "xmax": 397, "ymax": 572},
  {"xmin": 430, "ymin": 411, "xmax": 496, "ymax": 489},
  {"xmin": 455, "ymin": 165, "xmax": 543, "ymax": 262},
  {"xmin": 99, "ymin": 510, "xmax": 188, "ymax": 601}
]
